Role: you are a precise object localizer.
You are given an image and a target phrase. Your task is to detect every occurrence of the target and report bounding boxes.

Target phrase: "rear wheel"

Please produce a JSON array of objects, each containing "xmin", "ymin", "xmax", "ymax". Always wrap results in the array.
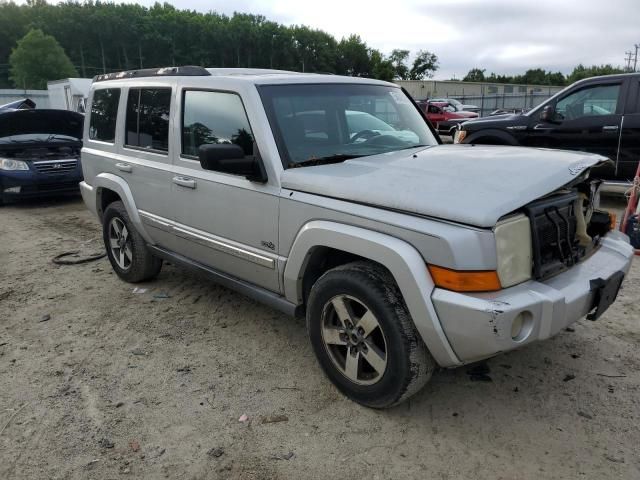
[
  {"xmin": 102, "ymin": 201, "xmax": 162, "ymax": 283},
  {"xmin": 307, "ymin": 261, "xmax": 435, "ymax": 408}
]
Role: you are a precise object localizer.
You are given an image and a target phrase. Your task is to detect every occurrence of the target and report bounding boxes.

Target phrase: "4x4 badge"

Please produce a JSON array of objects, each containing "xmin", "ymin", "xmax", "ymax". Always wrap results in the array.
[{"xmin": 261, "ymin": 241, "xmax": 275, "ymax": 250}]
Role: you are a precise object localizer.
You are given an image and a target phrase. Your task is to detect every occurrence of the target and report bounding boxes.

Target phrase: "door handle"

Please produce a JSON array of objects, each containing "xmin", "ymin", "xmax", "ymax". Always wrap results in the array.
[
  {"xmin": 115, "ymin": 163, "xmax": 132, "ymax": 173},
  {"xmin": 602, "ymin": 125, "xmax": 619, "ymax": 132},
  {"xmin": 172, "ymin": 176, "xmax": 196, "ymax": 189}
]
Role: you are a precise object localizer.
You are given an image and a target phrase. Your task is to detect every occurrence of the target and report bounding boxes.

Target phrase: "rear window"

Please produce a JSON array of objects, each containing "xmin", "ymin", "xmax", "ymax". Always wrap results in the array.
[
  {"xmin": 125, "ymin": 88, "xmax": 171, "ymax": 152},
  {"xmin": 89, "ymin": 88, "xmax": 120, "ymax": 142}
]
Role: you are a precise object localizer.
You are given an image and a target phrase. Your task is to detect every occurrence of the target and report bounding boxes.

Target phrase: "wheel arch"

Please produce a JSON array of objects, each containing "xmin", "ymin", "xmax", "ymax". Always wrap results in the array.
[
  {"xmin": 283, "ymin": 220, "xmax": 460, "ymax": 367},
  {"xmin": 92, "ymin": 173, "xmax": 154, "ymax": 244},
  {"xmin": 463, "ymin": 129, "xmax": 519, "ymax": 145}
]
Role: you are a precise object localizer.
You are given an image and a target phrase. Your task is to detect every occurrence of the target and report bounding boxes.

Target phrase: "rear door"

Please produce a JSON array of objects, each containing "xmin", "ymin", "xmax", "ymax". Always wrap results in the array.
[
  {"xmin": 616, "ymin": 78, "xmax": 640, "ymax": 181},
  {"xmin": 521, "ymin": 81, "xmax": 625, "ymax": 178}
]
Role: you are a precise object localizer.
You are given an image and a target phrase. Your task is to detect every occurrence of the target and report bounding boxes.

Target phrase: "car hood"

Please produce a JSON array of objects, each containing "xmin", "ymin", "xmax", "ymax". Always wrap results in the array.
[
  {"xmin": 0, "ymin": 109, "xmax": 83, "ymax": 141},
  {"xmin": 280, "ymin": 144, "xmax": 607, "ymax": 228},
  {"xmin": 463, "ymin": 113, "xmax": 526, "ymax": 130}
]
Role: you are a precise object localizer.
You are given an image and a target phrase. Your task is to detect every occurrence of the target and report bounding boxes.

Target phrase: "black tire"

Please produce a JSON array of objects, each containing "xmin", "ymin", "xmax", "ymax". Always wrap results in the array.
[
  {"xmin": 307, "ymin": 261, "xmax": 435, "ymax": 408},
  {"xmin": 102, "ymin": 200, "xmax": 162, "ymax": 283}
]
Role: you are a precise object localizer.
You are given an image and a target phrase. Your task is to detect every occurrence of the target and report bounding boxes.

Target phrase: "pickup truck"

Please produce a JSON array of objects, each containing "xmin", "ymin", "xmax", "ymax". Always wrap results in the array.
[
  {"xmin": 455, "ymin": 73, "xmax": 640, "ymax": 193},
  {"xmin": 80, "ymin": 66, "xmax": 633, "ymax": 408},
  {"xmin": 422, "ymin": 101, "xmax": 478, "ymax": 135}
]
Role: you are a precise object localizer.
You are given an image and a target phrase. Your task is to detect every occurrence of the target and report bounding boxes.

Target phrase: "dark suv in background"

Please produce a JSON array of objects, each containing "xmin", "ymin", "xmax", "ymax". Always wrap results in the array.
[{"xmin": 455, "ymin": 73, "xmax": 640, "ymax": 192}]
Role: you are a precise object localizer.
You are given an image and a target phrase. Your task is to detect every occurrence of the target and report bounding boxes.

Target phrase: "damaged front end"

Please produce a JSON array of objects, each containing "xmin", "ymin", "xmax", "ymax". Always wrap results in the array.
[{"xmin": 0, "ymin": 109, "xmax": 84, "ymax": 201}]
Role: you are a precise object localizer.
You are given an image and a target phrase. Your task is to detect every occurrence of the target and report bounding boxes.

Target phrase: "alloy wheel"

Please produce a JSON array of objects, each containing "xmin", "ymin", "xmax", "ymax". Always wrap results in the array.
[{"xmin": 320, "ymin": 294, "xmax": 388, "ymax": 385}]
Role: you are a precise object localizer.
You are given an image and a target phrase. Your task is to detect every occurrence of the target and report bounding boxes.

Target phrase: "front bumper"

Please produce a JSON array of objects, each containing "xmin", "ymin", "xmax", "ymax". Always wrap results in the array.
[
  {"xmin": 1, "ymin": 164, "xmax": 83, "ymax": 200},
  {"xmin": 432, "ymin": 230, "xmax": 634, "ymax": 363}
]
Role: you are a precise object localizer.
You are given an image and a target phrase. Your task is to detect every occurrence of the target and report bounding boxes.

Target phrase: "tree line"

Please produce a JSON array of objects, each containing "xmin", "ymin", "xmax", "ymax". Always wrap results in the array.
[
  {"xmin": 461, "ymin": 65, "xmax": 627, "ymax": 86},
  {"xmin": 0, "ymin": 0, "xmax": 440, "ymax": 89}
]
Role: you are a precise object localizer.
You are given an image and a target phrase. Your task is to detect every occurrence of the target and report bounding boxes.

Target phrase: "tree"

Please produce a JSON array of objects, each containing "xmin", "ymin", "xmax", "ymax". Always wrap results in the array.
[
  {"xmin": 9, "ymin": 28, "xmax": 76, "ymax": 89},
  {"xmin": 370, "ymin": 50, "xmax": 395, "ymax": 82},
  {"xmin": 409, "ymin": 50, "xmax": 438, "ymax": 80},
  {"xmin": 463, "ymin": 68, "xmax": 485, "ymax": 82},
  {"xmin": 389, "ymin": 49, "xmax": 410, "ymax": 80},
  {"xmin": 567, "ymin": 64, "xmax": 625, "ymax": 84}
]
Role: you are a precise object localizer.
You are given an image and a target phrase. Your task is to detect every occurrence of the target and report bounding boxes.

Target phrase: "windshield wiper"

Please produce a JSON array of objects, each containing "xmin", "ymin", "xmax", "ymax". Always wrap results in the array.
[{"xmin": 290, "ymin": 153, "xmax": 366, "ymax": 168}]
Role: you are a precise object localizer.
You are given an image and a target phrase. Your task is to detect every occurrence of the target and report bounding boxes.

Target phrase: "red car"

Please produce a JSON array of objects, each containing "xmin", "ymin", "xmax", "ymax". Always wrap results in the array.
[{"xmin": 421, "ymin": 101, "xmax": 479, "ymax": 136}]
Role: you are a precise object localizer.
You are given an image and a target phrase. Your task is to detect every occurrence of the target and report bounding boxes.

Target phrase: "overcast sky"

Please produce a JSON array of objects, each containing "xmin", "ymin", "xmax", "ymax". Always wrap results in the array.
[{"xmin": 50, "ymin": 0, "xmax": 640, "ymax": 78}]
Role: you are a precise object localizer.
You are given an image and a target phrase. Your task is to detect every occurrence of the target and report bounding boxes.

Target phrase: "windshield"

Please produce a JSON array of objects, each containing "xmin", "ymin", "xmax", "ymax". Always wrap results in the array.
[{"xmin": 259, "ymin": 84, "xmax": 436, "ymax": 167}]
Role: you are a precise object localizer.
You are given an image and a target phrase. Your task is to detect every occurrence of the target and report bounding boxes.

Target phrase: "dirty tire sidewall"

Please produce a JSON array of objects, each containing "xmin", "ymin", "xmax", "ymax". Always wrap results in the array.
[
  {"xmin": 102, "ymin": 200, "xmax": 162, "ymax": 283},
  {"xmin": 307, "ymin": 261, "xmax": 434, "ymax": 408}
]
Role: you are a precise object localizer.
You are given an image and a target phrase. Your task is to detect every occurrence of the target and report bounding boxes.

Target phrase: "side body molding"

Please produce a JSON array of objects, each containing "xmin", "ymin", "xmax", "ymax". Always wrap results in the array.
[
  {"xmin": 283, "ymin": 221, "xmax": 461, "ymax": 367},
  {"xmin": 91, "ymin": 173, "xmax": 154, "ymax": 244}
]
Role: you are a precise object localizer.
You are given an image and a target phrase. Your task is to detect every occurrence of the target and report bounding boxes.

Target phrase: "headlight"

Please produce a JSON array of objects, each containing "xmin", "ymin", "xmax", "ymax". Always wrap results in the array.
[
  {"xmin": 495, "ymin": 214, "xmax": 532, "ymax": 288},
  {"xmin": 0, "ymin": 158, "xmax": 29, "ymax": 171},
  {"xmin": 453, "ymin": 129, "xmax": 467, "ymax": 144}
]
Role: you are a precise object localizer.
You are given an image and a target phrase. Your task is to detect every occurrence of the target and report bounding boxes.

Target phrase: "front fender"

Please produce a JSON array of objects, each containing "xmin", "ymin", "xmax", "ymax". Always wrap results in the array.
[
  {"xmin": 92, "ymin": 173, "xmax": 154, "ymax": 244},
  {"xmin": 284, "ymin": 220, "xmax": 460, "ymax": 367}
]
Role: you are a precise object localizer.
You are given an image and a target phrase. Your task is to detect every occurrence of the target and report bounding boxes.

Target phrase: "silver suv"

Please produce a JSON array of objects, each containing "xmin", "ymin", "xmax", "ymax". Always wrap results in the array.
[{"xmin": 80, "ymin": 66, "xmax": 634, "ymax": 408}]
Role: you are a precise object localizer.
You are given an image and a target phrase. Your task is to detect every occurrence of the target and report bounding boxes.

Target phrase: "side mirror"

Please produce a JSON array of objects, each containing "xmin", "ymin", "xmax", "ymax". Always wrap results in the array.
[
  {"xmin": 540, "ymin": 104, "xmax": 556, "ymax": 123},
  {"xmin": 198, "ymin": 144, "xmax": 267, "ymax": 183}
]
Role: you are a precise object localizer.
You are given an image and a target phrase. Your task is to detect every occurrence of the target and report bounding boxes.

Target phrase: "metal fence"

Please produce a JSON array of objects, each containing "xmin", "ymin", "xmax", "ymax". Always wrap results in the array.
[{"xmin": 452, "ymin": 93, "xmax": 554, "ymax": 117}]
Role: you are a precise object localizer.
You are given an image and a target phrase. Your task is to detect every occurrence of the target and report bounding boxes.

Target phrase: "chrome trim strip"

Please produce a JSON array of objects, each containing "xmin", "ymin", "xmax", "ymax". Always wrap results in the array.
[
  {"xmin": 138, "ymin": 210, "xmax": 275, "ymax": 269},
  {"xmin": 33, "ymin": 159, "xmax": 78, "ymax": 164}
]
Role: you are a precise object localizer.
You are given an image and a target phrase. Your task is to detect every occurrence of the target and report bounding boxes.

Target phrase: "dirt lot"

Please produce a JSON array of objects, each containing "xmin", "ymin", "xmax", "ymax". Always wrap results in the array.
[{"xmin": 1, "ymin": 197, "xmax": 639, "ymax": 479}]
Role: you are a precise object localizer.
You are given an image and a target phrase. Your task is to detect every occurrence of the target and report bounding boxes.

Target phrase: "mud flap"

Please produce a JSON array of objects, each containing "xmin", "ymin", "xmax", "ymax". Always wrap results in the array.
[{"xmin": 586, "ymin": 271, "xmax": 624, "ymax": 320}]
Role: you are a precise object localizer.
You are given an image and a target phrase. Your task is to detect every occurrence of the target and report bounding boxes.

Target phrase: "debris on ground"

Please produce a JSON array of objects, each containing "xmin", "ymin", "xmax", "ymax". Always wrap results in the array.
[
  {"xmin": 604, "ymin": 454, "xmax": 625, "ymax": 463},
  {"xmin": 176, "ymin": 366, "xmax": 192, "ymax": 373},
  {"xmin": 238, "ymin": 414, "xmax": 249, "ymax": 423},
  {"xmin": 261, "ymin": 414, "xmax": 289, "ymax": 424},
  {"xmin": 271, "ymin": 451, "xmax": 295, "ymax": 460},
  {"xmin": 98, "ymin": 438, "xmax": 114, "ymax": 449},
  {"xmin": 577, "ymin": 411, "xmax": 593, "ymax": 420},
  {"xmin": 39, "ymin": 314, "xmax": 51, "ymax": 323},
  {"xmin": 153, "ymin": 293, "xmax": 170, "ymax": 299},
  {"xmin": 207, "ymin": 447, "xmax": 224, "ymax": 458},
  {"xmin": 565, "ymin": 327, "xmax": 575, "ymax": 332},
  {"xmin": 132, "ymin": 287, "xmax": 147, "ymax": 294},
  {"xmin": 563, "ymin": 374, "xmax": 576, "ymax": 382}
]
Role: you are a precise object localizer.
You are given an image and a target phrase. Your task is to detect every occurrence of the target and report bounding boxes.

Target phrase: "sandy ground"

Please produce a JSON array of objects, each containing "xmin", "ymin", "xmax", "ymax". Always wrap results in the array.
[{"xmin": 1, "ymin": 196, "xmax": 639, "ymax": 480}]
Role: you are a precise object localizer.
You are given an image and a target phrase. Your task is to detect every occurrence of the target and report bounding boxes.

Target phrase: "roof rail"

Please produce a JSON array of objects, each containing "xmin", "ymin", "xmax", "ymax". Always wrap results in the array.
[{"xmin": 93, "ymin": 66, "xmax": 211, "ymax": 83}]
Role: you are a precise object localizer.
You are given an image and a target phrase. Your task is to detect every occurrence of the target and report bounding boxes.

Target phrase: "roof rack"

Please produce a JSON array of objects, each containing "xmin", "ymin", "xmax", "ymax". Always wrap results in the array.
[{"xmin": 93, "ymin": 66, "xmax": 211, "ymax": 82}]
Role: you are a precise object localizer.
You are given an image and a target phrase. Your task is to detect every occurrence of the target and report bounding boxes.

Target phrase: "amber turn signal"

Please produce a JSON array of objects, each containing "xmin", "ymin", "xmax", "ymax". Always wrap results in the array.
[{"xmin": 428, "ymin": 265, "xmax": 502, "ymax": 292}]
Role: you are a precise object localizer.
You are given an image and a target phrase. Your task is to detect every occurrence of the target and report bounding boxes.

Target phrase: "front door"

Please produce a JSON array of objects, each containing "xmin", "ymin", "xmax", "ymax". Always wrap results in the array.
[
  {"xmin": 167, "ymin": 89, "xmax": 280, "ymax": 292},
  {"xmin": 522, "ymin": 82, "xmax": 623, "ymax": 178}
]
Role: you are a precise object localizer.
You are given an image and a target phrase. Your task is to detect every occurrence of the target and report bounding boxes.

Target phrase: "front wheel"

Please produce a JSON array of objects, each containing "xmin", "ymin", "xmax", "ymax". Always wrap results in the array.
[
  {"xmin": 102, "ymin": 200, "xmax": 162, "ymax": 283},
  {"xmin": 307, "ymin": 261, "xmax": 435, "ymax": 408}
]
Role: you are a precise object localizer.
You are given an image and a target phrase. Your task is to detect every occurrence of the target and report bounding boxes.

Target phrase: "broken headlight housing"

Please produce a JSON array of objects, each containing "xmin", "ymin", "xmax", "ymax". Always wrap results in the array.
[{"xmin": 494, "ymin": 214, "xmax": 532, "ymax": 288}]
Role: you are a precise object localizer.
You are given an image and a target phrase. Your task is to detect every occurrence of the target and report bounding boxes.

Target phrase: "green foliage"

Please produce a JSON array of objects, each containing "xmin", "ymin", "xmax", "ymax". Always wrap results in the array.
[
  {"xmin": 409, "ymin": 50, "xmax": 439, "ymax": 80},
  {"xmin": 566, "ymin": 64, "xmax": 626, "ymax": 84},
  {"xmin": 463, "ymin": 68, "xmax": 485, "ymax": 82},
  {"xmin": 9, "ymin": 28, "xmax": 77, "ymax": 89},
  {"xmin": 389, "ymin": 49, "xmax": 410, "ymax": 80},
  {"xmin": 0, "ymin": 1, "xmax": 420, "ymax": 87}
]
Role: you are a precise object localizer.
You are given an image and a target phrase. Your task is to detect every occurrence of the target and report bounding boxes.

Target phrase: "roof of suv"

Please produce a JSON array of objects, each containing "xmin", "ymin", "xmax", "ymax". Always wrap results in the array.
[{"xmin": 92, "ymin": 66, "xmax": 394, "ymax": 87}]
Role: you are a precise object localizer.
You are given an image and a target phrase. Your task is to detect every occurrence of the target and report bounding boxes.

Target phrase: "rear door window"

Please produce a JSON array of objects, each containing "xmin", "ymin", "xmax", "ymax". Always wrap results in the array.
[
  {"xmin": 125, "ymin": 88, "xmax": 171, "ymax": 152},
  {"xmin": 89, "ymin": 88, "xmax": 120, "ymax": 142}
]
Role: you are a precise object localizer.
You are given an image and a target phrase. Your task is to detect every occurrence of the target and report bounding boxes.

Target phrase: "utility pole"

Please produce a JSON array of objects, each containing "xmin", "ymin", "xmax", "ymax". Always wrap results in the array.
[
  {"xmin": 625, "ymin": 51, "xmax": 634, "ymax": 72},
  {"xmin": 634, "ymin": 44, "xmax": 639, "ymax": 72}
]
